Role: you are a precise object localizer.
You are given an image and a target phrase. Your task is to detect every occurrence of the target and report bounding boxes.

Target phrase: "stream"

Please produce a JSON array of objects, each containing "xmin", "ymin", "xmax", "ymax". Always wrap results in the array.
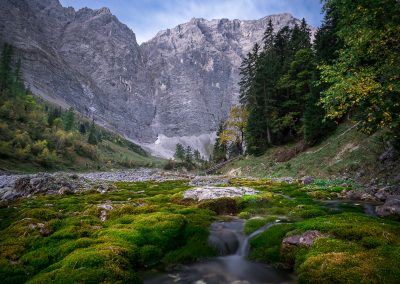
[
  {"xmin": 144, "ymin": 194, "xmax": 381, "ymax": 284},
  {"xmin": 144, "ymin": 219, "xmax": 295, "ymax": 284}
]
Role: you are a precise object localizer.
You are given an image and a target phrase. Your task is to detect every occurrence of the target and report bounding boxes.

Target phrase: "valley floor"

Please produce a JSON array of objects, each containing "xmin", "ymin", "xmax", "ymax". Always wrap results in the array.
[{"xmin": 0, "ymin": 171, "xmax": 399, "ymax": 283}]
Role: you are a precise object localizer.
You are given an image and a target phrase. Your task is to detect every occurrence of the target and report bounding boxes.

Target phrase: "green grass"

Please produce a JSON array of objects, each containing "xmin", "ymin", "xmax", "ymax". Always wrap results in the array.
[
  {"xmin": 1, "ymin": 178, "xmax": 399, "ymax": 283},
  {"xmin": 0, "ymin": 180, "xmax": 216, "ymax": 283},
  {"xmin": 221, "ymin": 121, "xmax": 393, "ymax": 183}
]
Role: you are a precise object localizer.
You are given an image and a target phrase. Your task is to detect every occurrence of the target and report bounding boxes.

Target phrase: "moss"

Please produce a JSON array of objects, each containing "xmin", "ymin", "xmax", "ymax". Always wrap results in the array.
[
  {"xmin": 1, "ymin": 179, "xmax": 399, "ymax": 283},
  {"xmin": 244, "ymin": 216, "xmax": 279, "ymax": 234},
  {"xmin": 198, "ymin": 197, "xmax": 240, "ymax": 215},
  {"xmin": 249, "ymin": 223, "xmax": 296, "ymax": 263}
]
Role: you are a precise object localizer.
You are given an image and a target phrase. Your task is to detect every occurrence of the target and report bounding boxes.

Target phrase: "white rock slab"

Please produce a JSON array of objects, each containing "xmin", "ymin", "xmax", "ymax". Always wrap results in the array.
[{"xmin": 183, "ymin": 186, "xmax": 258, "ymax": 201}]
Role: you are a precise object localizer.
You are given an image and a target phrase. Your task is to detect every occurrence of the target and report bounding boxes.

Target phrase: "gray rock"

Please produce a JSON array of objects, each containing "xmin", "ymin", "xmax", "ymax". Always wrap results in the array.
[
  {"xmin": 282, "ymin": 230, "xmax": 326, "ymax": 248},
  {"xmin": 208, "ymin": 220, "xmax": 243, "ymax": 255},
  {"xmin": 0, "ymin": 0, "xmax": 314, "ymax": 157},
  {"xmin": 374, "ymin": 186, "xmax": 399, "ymax": 201},
  {"xmin": 183, "ymin": 186, "xmax": 258, "ymax": 201},
  {"xmin": 58, "ymin": 186, "xmax": 73, "ymax": 195},
  {"xmin": 376, "ymin": 196, "xmax": 400, "ymax": 217},
  {"xmin": 280, "ymin": 230, "xmax": 326, "ymax": 268},
  {"xmin": 301, "ymin": 176, "xmax": 314, "ymax": 185}
]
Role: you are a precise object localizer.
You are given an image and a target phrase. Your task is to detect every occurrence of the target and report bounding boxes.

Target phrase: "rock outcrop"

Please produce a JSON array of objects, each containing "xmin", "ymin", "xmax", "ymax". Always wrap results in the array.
[
  {"xmin": 183, "ymin": 186, "xmax": 258, "ymax": 201},
  {"xmin": 0, "ymin": 0, "xmax": 314, "ymax": 157}
]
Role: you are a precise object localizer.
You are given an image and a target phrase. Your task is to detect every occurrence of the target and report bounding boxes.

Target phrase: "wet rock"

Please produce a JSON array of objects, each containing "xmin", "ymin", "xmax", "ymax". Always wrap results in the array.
[
  {"xmin": 282, "ymin": 230, "xmax": 325, "ymax": 247},
  {"xmin": 58, "ymin": 186, "xmax": 73, "ymax": 195},
  {"xmin": 301, "ymin": 176, "xmax": 314, "ymax": 185},
  {"xmin": 374, "ymin": 186, "xmax": 399, "ymax": 201},
  {"xmin": 208, "ymin": 220, "xmax": 243, "ymax": 255},
  {"xmin": 376, "ymin": 196, "xmax": 400, "ymax": 217},
  {"xmin": 37, "ymin": 223, "xmax": 52, "ymax": 236},
  {"xmin": 14, "ymin": 177, "xmax": 33, "ymax": 194},
  {"xmin": 98, "ymin": 203, "xmax": 113, "ymax": 222},
  {"xmin": 281, "ymin": 230, "xmax": 326, "ymax": 268},
  {"xmin": 208, "ymin": 229, "xmax": 239, "ymax": 255},
  {"xmin": 98, "ymin": 204, "xmax": 113, "ymax": 211},
  {"xmin": 0, "ymin": 187, "xmax": 20, "ymax": 201},
  {"xmin": 360, "ymin": 193, "xmax": 379, "ymax": 202},
  {"xmin": 183, "ymin": 186, "xmax": 258, "ymax": 201}
]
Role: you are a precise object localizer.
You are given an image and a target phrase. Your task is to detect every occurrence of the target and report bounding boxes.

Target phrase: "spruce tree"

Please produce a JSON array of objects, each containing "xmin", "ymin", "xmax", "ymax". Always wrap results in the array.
[
  {"xmin": 64, "ymin": 107, "xmax": 75, "ymax": 131},
  {"xmin": 88, "ymin": 121, "xmax": 98, "ymax": 145},
  {"xmin": 0, "ymin": 44, "xmax": 13, "ymax": 91},
  {"xmin": 174, "ymin": 143, "xmax": 185, "ymax": 161}
]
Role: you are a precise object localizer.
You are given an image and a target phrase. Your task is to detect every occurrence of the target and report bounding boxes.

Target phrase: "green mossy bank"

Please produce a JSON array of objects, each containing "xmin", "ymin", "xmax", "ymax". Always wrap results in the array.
[{"xmin": 0, "ymin": 179, "xmax": 399, "ymax": 283}]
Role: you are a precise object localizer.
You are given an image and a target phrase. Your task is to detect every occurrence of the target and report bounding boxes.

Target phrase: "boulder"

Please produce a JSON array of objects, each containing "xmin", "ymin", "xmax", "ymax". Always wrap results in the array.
[
  {"xmin": 374, "ymin": 186, "xmax": 399, "ymax": 201},
  {"xmin": 345, "ymin": 189, "xmax": 378, "ymax": 201},
  {"xmin": 282, "ymin": 230, "xmax": 325, "ymax": 248},
  {"xmin": 14, "ymin": 177, "xmax": 33, "ymax": 194},
  {"xmin": 376, "ymin": 196, "xmax": 400, "ymax": 217},
  {"xmin": 281, "ymin": 230, "xmax": 326, "ymax": 268},
  {"xmin": 208, "ymin": 229, "xmax": 239, "ymax": 255},
  {"xmin": 183, "ymin": 186, "xmax": 258, "ymax": 201},
  {"xmin": 58, "ymin": 186, "xmax": 73, "ymax": 195},
  {"xmin": 301, "ymin": 176, "xmax": 314, "ymax": 185}
]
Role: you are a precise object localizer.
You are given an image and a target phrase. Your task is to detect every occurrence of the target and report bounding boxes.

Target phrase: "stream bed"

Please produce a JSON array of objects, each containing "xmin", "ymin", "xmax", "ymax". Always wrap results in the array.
[{"xmin": 144, "ymin": 219, "xmax": 295, "ymax": 284}]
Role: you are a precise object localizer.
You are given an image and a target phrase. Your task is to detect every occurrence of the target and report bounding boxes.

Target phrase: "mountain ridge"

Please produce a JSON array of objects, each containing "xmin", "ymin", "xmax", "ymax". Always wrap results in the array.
[{"xmin": 0, "ymin": 0, "xmax": 315, "ymax": 158}]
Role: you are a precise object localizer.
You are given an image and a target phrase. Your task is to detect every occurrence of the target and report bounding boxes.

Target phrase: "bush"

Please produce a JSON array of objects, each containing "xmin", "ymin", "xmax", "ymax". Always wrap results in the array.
[{"xmin": 74, "ymin": 141, "xmax": 97, "ymax": 160}]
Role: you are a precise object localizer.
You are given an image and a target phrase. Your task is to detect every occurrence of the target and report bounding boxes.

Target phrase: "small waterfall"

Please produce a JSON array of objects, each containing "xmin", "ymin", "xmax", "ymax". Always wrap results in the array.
[
  {"xmin": 237, "ymin": 220, "xmax": 281, "ymax": 257},
  {"xmin": 145, "ymin": 219, "xmax": 295, "ymax": 284}
]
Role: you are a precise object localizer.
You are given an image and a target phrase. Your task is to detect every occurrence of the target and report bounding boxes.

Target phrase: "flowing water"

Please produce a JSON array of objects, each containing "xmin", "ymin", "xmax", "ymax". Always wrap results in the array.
[
  {"xmin": 144, "ymin": 219, "xmax": 295, "ymax": 284},
  {"xmin": 319, "ymin": 199, "xmax": 380, "ymax": 217},
  {"xmin": 144, "ymin": 195, "xmax": 380, "ymax": 284}
]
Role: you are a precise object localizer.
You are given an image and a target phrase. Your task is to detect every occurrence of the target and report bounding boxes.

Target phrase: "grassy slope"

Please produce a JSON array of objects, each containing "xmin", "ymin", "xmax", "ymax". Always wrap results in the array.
[
  {"xmin": 0, "ymin": 138, "xmax": 165, "ymax": 173},
  {"xmin": 0, "ymin": 97, "xmax": 165, "ymax": 173},
  {"xmin": 222, "ymin": 121, "xmax": 398, "ymax": 183}
]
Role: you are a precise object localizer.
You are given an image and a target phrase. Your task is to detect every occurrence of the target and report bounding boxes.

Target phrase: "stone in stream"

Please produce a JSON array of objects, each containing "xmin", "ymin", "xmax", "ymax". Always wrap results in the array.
[
  {"xmin": 374, "ymin": 186, "xmax": 399, "ymax": 201},
  {"xmin": 376, "ymin": 196, "xmax": 400, "ymax": 217},
  {"xmin": 208, "ymin": 220, "xmax": 243, "ymax": 255},
  {"xmin": 183, "ymin": 186, "xmax": 258, "ymax": 201}
]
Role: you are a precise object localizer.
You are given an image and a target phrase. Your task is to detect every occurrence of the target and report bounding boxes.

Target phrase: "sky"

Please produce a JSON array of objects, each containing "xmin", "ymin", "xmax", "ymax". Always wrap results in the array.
[{"xmin": 59, "ymin": 0, "xmax": 324, "ymax": 44}]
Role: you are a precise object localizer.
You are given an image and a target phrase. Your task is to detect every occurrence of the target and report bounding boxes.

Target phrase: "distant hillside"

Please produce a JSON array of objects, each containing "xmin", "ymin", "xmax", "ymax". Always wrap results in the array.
[
  {"xmin": 0, "ymin": 44, "xmax": 164, "ymax": 173},
  {"xmin": 221, "ymin": 121, "xmax": 400, "ymax": 185}
]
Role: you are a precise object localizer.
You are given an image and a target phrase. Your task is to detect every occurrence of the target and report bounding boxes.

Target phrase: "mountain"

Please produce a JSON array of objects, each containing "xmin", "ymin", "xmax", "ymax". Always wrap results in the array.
[{"xmin": 0, "ymin": 0, "xmax": 314, "ymax": 158}]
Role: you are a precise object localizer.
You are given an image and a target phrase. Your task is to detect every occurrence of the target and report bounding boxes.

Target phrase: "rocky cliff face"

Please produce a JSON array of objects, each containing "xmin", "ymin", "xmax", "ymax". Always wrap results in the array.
[{"xmin": 0, "ymin": 0, "xmax": 312, "ymax": 158}]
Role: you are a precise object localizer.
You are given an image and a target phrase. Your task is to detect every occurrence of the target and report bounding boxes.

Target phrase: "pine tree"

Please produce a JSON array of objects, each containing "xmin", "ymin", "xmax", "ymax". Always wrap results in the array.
[
  {"xmin": 0, "ymin": 44, "xmax": 13, "ymax": 91},
  {"xmin": 193, "ymin": 149, "xmax": 201, "ymax": 162},
  {"xmin": 213, "ymin": 123, "xmax": 227, "ymax": 162},
  {"xmin": 79, "ymin": 123, "xmax": 86, "ymax": 135},
  {"xmin": 185, "ymin": 146, "xmax": 193, "ymax": 165},
  {"xmin": 174, "ymin": 143, "xmax": 185, "ymax": 161},
  {"xmin": 64, "ymin": 107, "xmax": 75, "ymax": 131},
  {"xmin": 87, "ymin": 121, "xmax": 98, "ymax": 145}
]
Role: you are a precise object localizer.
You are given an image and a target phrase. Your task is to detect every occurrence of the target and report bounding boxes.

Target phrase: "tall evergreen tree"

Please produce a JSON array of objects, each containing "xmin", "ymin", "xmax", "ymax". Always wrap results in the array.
[
  {"xmin": 0, "ymin": 44, "xmax": 13, "ymax": 91},
  {"xmin": 64, "ymin": 107, "xmax": 75, "ymax": 131},
  {"xmin": 87, "ymin": 121, "xmax": 98, "ymax": 145},
  {"xmin": 174, "ymin": 143, "xmax": 185, "ymax": 161},
  {"xmin": 213, "ymin": 123, "xmax": 227, "ymax": 162}
]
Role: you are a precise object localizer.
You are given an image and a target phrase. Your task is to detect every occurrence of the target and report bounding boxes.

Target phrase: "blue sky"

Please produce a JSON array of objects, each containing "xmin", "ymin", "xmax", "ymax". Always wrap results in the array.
[{"xmin": 59, "ymin": 0, "xmax": 324, "ymax": 44}]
